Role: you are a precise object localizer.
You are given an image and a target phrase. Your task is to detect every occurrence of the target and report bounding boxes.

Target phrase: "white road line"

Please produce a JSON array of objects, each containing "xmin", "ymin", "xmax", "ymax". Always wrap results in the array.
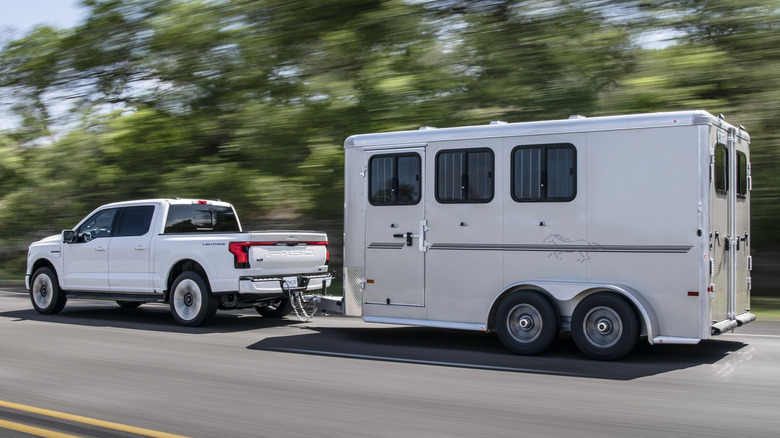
[{"xmin": 722, "ymin": 333, "xmax": 780, "ymax": 339}]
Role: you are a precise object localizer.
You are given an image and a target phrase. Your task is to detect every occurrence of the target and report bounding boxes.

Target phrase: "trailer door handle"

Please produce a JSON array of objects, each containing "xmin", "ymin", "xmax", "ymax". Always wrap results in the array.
[{"xmin": 392, "ymin": 232, "xmax": 415, "ymax": 246}]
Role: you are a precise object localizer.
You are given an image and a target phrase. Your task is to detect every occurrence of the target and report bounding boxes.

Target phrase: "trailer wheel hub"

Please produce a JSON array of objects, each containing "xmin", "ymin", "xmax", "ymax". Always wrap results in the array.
[
  {"xmin": 596, "ymin": 319, "xmax": 612, "ymax": 334},
  {"xmin": 518, "ymin": 315, "xmax": 534, "ymax": 330}
]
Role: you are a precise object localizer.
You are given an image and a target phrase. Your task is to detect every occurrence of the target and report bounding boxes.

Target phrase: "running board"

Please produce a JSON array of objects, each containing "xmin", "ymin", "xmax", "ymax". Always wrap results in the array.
[{"xmin": 65, "ymin": 292, "xmax": 164, "ymax": 303}]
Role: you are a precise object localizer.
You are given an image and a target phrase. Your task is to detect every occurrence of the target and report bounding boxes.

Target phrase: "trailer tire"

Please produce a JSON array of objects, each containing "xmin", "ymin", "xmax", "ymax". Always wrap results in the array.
[
  {"xmin": 255, "ymin": 297, "xmax": 293, "ymax": 318},
  {"xmin": 30, "ymin": 267, "xmax": 67, "ymax": 314},
  {"xmin": 170, "ymin": 272, "xmax": 217, "ymax": 326},
  {"xmin": 571, "ymin": 293, "xmax": 638, "ymax": 360},
  {"xmin": 495, "ymin": 291, "xmax": 558, "ymax": 355}
]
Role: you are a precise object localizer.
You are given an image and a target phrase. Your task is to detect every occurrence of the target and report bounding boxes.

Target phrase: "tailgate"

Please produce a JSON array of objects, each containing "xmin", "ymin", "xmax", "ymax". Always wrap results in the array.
[{"xmin": 247, "ymin": 231, "xmax": 328, "ymax": 274}]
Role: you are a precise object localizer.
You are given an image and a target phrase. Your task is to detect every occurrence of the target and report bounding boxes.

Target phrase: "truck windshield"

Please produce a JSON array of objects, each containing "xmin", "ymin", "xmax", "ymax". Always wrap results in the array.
[{"xmin": 164, "ymin": 204, "xmax": 240, "ymax": 233}]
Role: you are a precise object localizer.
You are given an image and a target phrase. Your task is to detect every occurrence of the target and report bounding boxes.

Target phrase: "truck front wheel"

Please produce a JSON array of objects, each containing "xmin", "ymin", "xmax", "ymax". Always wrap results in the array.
[
  {"xmin": 571, "ymin": 293, "xmax": 639, "ymax": 360},
  {"xmin": 495, "ymin": 291, "xmax": 558, "ymax": 355},
  {"xmin": 30, "ymin": 267, "xmax": 67, "ymax": 314},
  {"xmin": 170, "ymin": 272, "xmax": 217, "ymax": 326}
]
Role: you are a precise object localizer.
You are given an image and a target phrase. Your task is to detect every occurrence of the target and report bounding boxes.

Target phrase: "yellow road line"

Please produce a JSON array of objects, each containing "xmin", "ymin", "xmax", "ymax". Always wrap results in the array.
[
  {"xmin": 0, "ymin": 400, "xmax": 191, "ymax": 438},
  {"xmin": 0, "ymin": 418, "xmax": 82, "ymax": 438}
]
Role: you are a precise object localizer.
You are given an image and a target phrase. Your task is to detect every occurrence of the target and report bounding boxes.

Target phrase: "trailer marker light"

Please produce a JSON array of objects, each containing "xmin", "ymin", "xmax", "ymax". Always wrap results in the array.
[
  {"xmin": 367, "ymin": 279, "xmax": 375, "ymax": 284},
  {"xmin": 688, "ymin": 291, "xmax": 699, "ymax": 296}
]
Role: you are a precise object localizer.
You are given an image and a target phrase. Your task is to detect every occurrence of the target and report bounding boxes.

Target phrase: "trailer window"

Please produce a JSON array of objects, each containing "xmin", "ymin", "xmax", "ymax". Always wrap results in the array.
[
  {"xmin": 436, "ymin": 148, "xmax": 494, "ymax": 203},
  {"xmin": 368, "ymin": 153, "xmax": 421, "ymax": 206},
  {"xmin": 715, "ymin": 143, "xmax": 728, "ymax": 194},
  {"xmin": 512, "ymin": 144, "xmax": 576, "ymax": 202},
  {"xmin": 737, "ymin": 151, "xmax": 748, "ymax": 198}
]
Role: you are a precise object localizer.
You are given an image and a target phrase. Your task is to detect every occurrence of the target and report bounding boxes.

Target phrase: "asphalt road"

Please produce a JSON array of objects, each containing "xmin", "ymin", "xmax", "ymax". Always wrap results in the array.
[{"xmin": 1, "ymin": 286, "xmax": 779, "ymax": 438}]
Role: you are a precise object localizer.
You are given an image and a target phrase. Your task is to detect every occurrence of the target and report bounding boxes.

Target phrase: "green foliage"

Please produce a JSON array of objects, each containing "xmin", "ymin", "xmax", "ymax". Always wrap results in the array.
[{"xmin": 1, "ymin": 0, "xmax": 779, "ymax": 277}]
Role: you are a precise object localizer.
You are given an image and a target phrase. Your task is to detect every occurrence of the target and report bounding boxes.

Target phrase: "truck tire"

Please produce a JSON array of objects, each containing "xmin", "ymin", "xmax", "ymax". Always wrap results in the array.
[
  {"xmin": 30, "ymin": 267, "xmax": 67, "ymax": 314},
  {"xmin": 571, "ymin": 292, "xmax": 639, "ymax": 360},
  {"xmin": 495, "ymin": 291, "xmax": 558, "ymax": 355},
  {"xmin": 170, "ymin": 272, "xmax": 217, "ymax": 326},
  {"xmin": 255, "ymin": 297, "xmax": 293, "ymax": 318}
]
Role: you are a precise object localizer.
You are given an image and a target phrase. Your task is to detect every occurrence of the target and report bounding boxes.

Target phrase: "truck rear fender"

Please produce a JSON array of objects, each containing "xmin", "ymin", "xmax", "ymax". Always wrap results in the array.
[
  {"xmin": 488, "ymin": 282, "xmax": 659, "ymax": 343},
  {"xmin": 165, "ymin": 259, "xmax": 209, "ymax": 300}
]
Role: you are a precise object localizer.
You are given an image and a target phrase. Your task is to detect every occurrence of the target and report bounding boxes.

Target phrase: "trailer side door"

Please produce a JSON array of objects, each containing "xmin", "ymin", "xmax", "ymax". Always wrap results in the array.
[{"xmin": 363, "ymin": 148, "xmax": 426, "ymax": 307}]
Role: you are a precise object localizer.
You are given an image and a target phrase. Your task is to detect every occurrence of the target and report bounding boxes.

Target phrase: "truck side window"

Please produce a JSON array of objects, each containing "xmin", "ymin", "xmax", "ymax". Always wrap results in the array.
[
  {"xmin": 115, "ymin": 206, "xmax": 155, "ymax": 237},
  {"xmin": 77, "ymin": 208, "xmax": 119, "ymax": 242},
  {"xmin": 512, "ymin": 143, "xmax": 576, "ymax": 202},
  {"xmin": 164, "ymin": 204, "xmax": 241, "ymax": 233},
  {"xmin": 715, "ymin": 143, "xmax": 728, "ymax": 194},
  {"xmin": 368, "ymin": 153, "xmax": 421, "ymax": 206},
  {"xmin": 436, "ymin": 148, "xmax": 494, "ymax": 203}
]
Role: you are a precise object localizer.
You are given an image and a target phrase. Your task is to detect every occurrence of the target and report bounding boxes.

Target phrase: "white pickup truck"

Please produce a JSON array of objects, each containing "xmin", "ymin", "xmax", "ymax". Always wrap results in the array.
[{"xmin": 25, "ymin": 198, "xmax": 332, "ymax": 326}]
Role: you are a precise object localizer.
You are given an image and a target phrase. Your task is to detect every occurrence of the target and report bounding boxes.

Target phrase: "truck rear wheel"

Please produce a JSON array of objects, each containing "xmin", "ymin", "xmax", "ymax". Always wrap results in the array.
[
  {"xmin": 571, "ymin": 292, "xmax": 638, "ymax": 360},
  {"xmin": 30, "ymin": 267, "xmax": 67, "ymax": 314},
  {"xmin": 495, "ymin": 291, "xmax": 558, "ymax": 355},
  {"xmin": 170, "ymin": 272, "xmax": 217, "ymax": 326},
  {"xmin": 255, "ymin": 297, "xmax": 293, "ymax": 318}
]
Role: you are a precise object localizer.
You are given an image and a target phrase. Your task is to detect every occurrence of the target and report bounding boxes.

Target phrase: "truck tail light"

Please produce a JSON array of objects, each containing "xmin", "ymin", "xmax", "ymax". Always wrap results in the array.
[{"xmin": 229, "ymin": 242, "xmax": 252, "ymax": 268}]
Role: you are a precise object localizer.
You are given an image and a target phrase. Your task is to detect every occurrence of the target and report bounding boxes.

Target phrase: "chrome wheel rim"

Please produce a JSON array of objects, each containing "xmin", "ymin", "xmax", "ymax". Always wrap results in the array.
[
  {"xmin": 582, "ymin": 306, "xmax": 622, "ymax": 348},
  {"xmin": 32, "ymin": 274, "xmax": 54, "ymax": 309},
  {"xmin": 172, "ymin": 279, "xmax": 202, "ymax": 321},
  {"xmin": 506, "ymin": 303, "xmax": 543, "ymax": 343}
]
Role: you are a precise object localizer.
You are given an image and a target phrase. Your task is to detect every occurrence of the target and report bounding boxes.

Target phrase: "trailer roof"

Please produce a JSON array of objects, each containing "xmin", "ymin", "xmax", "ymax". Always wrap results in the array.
[{"xmin": 344, "ymin": 110, "xmax": 750, "ymax": 148}]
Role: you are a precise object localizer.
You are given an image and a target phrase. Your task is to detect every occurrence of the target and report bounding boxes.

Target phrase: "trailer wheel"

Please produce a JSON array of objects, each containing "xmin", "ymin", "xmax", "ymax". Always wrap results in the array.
[
  {"xmin": 30, "ymin": 267, "xmax": 67, "ymax": 314},
  {"xmin": 571, "ymin": 293, "xmax": 639, "ymax": 360},
  {"xmin": 255, "ymin": 297, "xmax": 293, "ymax": 318},
  {"xmin": 495, "ymin": 291, "xmax": 558, "ymax": 355},
  {"xmin": 170, "ymin": 272, "xmax": 217, "ymax": 326}
]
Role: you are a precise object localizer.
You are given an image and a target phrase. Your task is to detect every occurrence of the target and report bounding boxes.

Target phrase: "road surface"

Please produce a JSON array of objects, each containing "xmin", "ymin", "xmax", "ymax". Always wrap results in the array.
[{"xmin": 1, "ymin": 286, "xmax": 779, "ymax": 437}]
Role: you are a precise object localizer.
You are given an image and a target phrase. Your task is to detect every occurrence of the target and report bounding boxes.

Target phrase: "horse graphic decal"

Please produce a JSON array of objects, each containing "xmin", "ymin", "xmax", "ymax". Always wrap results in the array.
[{"xmin": 543, "ymin": 234, "xmax": 602, "ymax": 263}]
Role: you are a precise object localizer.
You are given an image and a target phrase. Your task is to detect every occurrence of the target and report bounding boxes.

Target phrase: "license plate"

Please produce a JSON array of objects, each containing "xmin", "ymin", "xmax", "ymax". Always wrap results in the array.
[{"xmin": 283, "ymin": 277, "xmax": 298, "ymax": 289}]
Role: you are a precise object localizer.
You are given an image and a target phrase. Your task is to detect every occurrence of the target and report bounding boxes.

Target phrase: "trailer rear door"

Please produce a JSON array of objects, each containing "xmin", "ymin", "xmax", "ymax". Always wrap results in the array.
[{"xmin": 710, "ymin": 128, "xmax": 751, "ymax": 323}]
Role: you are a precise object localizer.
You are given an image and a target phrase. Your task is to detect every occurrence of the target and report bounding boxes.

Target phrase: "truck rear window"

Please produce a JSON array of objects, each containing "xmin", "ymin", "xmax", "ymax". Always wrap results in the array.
[{"xmin": 164, "ymin": 204, "xmax": 240, "ymax": 233}]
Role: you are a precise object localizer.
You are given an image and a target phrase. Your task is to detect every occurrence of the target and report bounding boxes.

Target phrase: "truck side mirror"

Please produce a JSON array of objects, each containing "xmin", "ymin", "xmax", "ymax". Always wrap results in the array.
[{"xmin": 62, "ymin": 230, "xmax": 75, "ymax": 243}]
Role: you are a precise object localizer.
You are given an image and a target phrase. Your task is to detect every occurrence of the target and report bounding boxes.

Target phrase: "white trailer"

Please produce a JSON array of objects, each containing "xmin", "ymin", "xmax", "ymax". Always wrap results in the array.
[{"xmin": 329, "ymin": 110, "xmax": 754, "ymax": 360}]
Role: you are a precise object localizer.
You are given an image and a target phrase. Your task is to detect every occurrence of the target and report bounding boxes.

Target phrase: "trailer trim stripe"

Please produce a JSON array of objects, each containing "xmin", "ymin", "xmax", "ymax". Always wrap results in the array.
[
  {"xmin": 368, "ymin": 242, "xmax": 406, "ymax": 249},
  {"xmin": 429, "ymin": 243, "xmax": 693, "ymax": 253}
]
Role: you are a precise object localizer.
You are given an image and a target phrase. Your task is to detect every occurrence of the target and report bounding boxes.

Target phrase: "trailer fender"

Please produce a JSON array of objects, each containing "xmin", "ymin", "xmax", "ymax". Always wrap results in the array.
[{"xmin": 491, "ymin": 281, "xmax": 659, "ymax": 344}]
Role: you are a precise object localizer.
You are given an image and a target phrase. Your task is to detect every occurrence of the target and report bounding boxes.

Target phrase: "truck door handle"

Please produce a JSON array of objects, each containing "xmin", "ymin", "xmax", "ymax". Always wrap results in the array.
[
  {"xmin": 95, "ymin": 246, "xmax": 106, "ymax": 251},
  {"xmin": 135, "ymin": 245, "xmax": 147, "ymax": 250}
]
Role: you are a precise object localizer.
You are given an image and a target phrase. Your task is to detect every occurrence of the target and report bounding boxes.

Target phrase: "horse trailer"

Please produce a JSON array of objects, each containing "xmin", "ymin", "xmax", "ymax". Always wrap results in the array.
[{"xmin": 326, "ymin": 110, "xmax": 754, "ymax": 360}]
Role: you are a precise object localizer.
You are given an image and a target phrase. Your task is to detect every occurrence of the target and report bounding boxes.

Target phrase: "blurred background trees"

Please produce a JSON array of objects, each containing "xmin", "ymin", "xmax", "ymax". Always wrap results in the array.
[{"xmin": 1, "ymin": 0, "xmax": 778, "ymax": 279}]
